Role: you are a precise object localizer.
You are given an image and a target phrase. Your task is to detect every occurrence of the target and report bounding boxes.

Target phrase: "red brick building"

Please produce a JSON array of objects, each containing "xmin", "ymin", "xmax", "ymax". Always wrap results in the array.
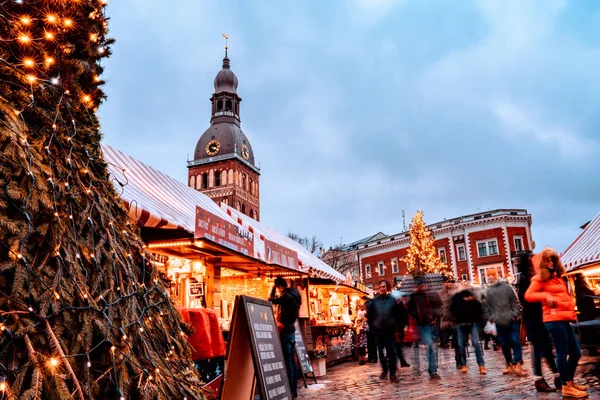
[
  {"xmin": 187, "ymin": 49, "xmax": 260, "ymax": 220},
  {"xmin": 356, "ymin": 209, "xmax": 533, "ymax": 291}
]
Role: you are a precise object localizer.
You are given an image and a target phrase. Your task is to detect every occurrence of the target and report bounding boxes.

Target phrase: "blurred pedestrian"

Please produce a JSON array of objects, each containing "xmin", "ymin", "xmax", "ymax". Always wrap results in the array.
[
  {"xmin": 484, "ymin": 268, "xmax": 527, "ymax": 377},
  {"xmin": 516, "ymin": 252, "xmax": 560, "ymax": 392},
  {"xmin": 393, "ymin": 292, "xmax": 411, "ymax": 368},
  {"xmin": 438, "ymin": 276, "xmax": 462, "ymax": 369},
  {"xmin": 451, "ymin": 283, "xmax": 487, "ymax": 375},
  {"xmin": 525, "ymin": 248, "xmax": 588, "ymax": 398},
  {"xmin": 408, "ymin": 279, "xmax": 442, "ymax": 379},
  {"xmin": 354, "ymin": 302, "xmax": 369, "ymax": 365},
  {"xmin": 368, "ymin": 280, "xmax": 402, "ymax": 383},
  {"xmin": 574, "ymin": 273, "xmax": 599, "ymax": 322}
]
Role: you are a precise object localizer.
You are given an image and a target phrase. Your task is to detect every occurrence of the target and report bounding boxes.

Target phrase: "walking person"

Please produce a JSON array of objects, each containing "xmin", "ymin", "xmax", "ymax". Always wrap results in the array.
[
  {"xmin": 408, "ymin": 280, "xmax": 441, "ymax": 380},
  {"xmin": 364, "ymin": 296, "xmax": 379, "ymax": 363},
  {"xmin": 268, "ymin": 277, "xmax": 302, "ymax": 398},
  {"xmin": 516, "ymin": 252, "xmax": 561, "ymax": 392},
  {"xmin": 525, "ymin": 248, "xmax": 589, "ymax": 398},
  {"xmin": 484, "ymin": 268, "xmax": 527, "ymax": 377},
  {"xmin": 438, "ymin": 276, "xmax": 462, "ymax": 369},
  {"xmin": 451, "ymin": 284, "xmax": 487, "ymax": 374},
  {"xmin": 394, "ymin": 292, "xmax": 411, "ymax": 368},
  {"xmin": 368, "ymin": 280, "xmax": 402, "ymax": 383},
  {"xmin": 354, "ymin": 303, "xmax": 369, "ymax": 365}
]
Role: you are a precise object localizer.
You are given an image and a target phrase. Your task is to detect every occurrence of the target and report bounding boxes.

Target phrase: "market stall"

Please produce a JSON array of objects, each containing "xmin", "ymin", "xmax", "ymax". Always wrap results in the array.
[{"xmin": 307, "ymin": 278, "xmax": 367, "ymax": 365}]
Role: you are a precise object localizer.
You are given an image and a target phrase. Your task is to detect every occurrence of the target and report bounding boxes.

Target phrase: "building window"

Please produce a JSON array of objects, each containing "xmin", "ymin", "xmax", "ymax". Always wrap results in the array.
[
  {"xmin": 237, "ymin": 201, "xmax": 241, "ymax": 211},
  {"xmin": 377, "ymin": 261, "xmax": 385, "ymax": 276},
  {"xmin": 456, "ymin": 244, "xmax": 466, "ymax": 261},
  {"xmin": 477, "ymin": 239, "xmax": 499, "ymax": 257},
  {"xmin": 514, "ymin": 236, "xmax": 523, "ymax": 252},
  {"xmin": 189, "ymin": 175, "xmax": 196, "ymax": 188},
  {"xmin": 479, "ymin": 265, "xmax": 503, "ymax": 285},
  {"xmin": 225, "ymin": 99, "xmax": 232, "ymax": 111},
  {"xmin": 391, "ymin": 258, "xmax": 399, "ymax": 274},
  {"xmin": 365, "ymin": 264, "xmax": 371, "ymax": 279},
  {"xmin": 461, "ymin": 274, "xmax": 468, "ymax": 281},
  {"xmin": 437, "ymin": 248, "xmax": 447, "ymax": 263},
  {"xmin": 241, "ymin": 204, "xmax": 246, "ymax": 214},
  {"xmin": 250, "ymin": 209, "xmax": 254, "ymax": 219},
  {"xmin": 215, "ymin": 170, "xmax": 221, "ymax": 187},
  {"xmin": 202, "ymin": 173, "xmax": 208, "ymax": 189},
  {"xmin": 366, "ymin": 284, "xmax": 373, "ymax": 291},
  {"xmin": 217, "ymin": 100, "xmax": 223, "ymax": 111},
  {"xmin": 351, "ymin": 267, "xmax": 358, "ymax": 278}
]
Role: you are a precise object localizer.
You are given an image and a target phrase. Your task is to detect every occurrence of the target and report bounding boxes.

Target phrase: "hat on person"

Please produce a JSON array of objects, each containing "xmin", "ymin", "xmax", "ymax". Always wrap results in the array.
[
  {"xmin": 274, "ymin": 277, "xmax": 288, "ymax": 288},
  {"xmin": 531, "ymin": 247, "xmax": 565, "ymax": 281}
]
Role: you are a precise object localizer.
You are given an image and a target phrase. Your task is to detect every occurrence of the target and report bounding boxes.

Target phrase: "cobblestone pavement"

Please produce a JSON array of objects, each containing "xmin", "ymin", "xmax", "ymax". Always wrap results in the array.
[{"xmin": 297, "ymin": 345, "xmax": 600, "ymax": 399}]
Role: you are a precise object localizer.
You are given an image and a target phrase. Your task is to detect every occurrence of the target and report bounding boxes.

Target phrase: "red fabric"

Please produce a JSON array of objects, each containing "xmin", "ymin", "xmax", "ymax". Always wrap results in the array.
[
  {"xmin": 178, "ymin": 308, "xmax": 226, "ymax": 359},
  {"xmin": 525, "ymin": 277, "xmax": 576, "ymax": 323}
]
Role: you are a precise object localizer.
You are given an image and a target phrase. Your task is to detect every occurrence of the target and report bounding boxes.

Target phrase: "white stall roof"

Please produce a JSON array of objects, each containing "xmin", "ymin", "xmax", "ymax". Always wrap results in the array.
[{"xmin": 562, "ymin": 212, "xmax": 600, "ymax": 272}]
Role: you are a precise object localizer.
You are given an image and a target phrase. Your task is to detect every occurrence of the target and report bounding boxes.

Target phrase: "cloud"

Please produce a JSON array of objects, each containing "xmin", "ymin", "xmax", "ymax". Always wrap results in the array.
[{"xmin": 490, "ymin": 100, "xmax": 596, "ymax": 159}]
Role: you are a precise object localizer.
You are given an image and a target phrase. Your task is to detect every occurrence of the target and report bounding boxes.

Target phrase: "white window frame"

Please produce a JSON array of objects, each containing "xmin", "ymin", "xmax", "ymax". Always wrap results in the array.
[
  {"xmin": 437, "ymin": 248, "xmax": 447, "ymax": 263},
  {"xmin": 365, "ymin": 264, "xmax": 371, "ymax": 279},
  {"xmin": 478, "ymin": 264, "xmax": 504, "ymax": 285},
  {"xmin": 514, "ymin": 236, "xmax": 524, "ymax": 252},
  {"xmin": 456, "ymin": 244, "xmax": 466, "ymax": 261},
  {"xmin": 391, "ymin": 258, "xmax": 399, "ymax": 274},
  {"xmin": 476, "ymin": 239, "xmax": 499, "ymax": 258},
  {"xmin": 351, "ymin": 267, "xmax": 358, "ymax": 278},
  {"xmin": 377, "ymin": 261, "xmax": 385, "ymax": 276}
]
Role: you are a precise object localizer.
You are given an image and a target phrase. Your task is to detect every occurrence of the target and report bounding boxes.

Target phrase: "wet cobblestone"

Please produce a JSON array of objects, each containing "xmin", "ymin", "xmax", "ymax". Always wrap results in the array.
[{"xmin": 297, "ymin": 345, "xmax": 600, "ymax": 399}]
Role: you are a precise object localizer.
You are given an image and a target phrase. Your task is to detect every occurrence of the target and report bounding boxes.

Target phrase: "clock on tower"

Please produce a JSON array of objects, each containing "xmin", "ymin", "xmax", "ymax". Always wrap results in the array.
[{"xmin": 187, "ymin": 43, "xmax": 260, "ymax": 221}]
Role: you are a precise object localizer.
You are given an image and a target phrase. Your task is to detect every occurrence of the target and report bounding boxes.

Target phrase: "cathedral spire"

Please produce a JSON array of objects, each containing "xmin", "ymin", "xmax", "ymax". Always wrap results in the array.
[{"xmin": 222, "ymin": 33, "xmax": 230, "ymax": 69}]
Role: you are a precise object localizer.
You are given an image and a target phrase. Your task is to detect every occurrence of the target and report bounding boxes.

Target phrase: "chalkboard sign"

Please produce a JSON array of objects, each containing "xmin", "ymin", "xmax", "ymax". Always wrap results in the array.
[
  {"xmin": 222, "ymin": 295, "xmax": 292, "ymax": 400},
  {"xmin": 189, "ymin": 283, "xmax": 203, "ymax": 297},
  {"xmin": 294, "ymin": 321, "xmax": 312, "ymax": 376}
]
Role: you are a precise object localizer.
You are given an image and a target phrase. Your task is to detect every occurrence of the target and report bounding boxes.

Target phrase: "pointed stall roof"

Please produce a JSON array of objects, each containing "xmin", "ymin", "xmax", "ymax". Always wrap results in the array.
[{"xmin": 561, "ymin": 212, "xmax": 600, "ymax": 272}]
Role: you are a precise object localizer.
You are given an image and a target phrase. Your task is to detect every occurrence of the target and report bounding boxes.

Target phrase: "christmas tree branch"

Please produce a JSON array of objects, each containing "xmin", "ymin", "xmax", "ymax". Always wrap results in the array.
[{"xmin": 44, "ymin": 320, "xmax": 85, "ymax": 400}]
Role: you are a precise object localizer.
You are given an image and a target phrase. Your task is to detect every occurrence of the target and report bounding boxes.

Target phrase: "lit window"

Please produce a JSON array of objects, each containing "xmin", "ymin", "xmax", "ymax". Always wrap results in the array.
[
  {"xmin": 391, "ymin": 258, "xmax": 399, "ymax": 274},
  {"xmin": 377, "ymin": 261, "xmax": 385, "ymax": 276},
  {"xmin": 461, "ymin": 274, "xmax": 468, "ymax": 281},
  {"xmin": 365, "ymin": 264, "xmax": 371, "ymax": 279},
  {"xmin": 438, "ymin": 248, "xmax": 447, "ymax": 263}
]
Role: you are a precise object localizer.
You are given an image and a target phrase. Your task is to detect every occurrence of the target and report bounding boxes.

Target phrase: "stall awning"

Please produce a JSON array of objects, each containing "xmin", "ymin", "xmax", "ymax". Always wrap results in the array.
[
  {"xmin": 222, "ymin": 205, "xmax": 345, "ymax": 283},
  {"xmin": 102, "ymin": 144, "xmax": 232, "ymax": 232},
  {"xmin": 562, "ymin": 212, "xmax": 600, "ymax": 272}
]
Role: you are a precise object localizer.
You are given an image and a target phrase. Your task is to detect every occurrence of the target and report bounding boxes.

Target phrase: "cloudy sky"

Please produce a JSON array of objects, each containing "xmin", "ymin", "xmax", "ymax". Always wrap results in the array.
[{"xmin": 100, "ymin": 0, "xmax": 600, "ymax": 253}]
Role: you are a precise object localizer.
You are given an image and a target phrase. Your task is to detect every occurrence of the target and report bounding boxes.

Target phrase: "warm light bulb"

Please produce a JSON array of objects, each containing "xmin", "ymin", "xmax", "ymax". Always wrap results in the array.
[
  {"xmin": 47, "ymin": 15, "xmax": 57, "ymax": 24},
  {"xmin": 26, "ymin": 75, "xmax": 36, "ymax": 83},
  {"xmin": 51, "ymin": 77, "xmax": 59, "ymax": 85},
  {"xmin": 20, "ymin": 16, "xmax": 31, "ymax": 24},
  {"xmin": 94, "ymin": 75, "xmax": 101, "ymax": 82},
  {"xmin": 45, "ymin": 31, "xmax": 54, "ymax": 40},
  {"xmin": 49, "ymin": 358, "xmax": 59, "ymax": 366},
  {"xmin": 82, "ymin": 94, "xmax": 92, "ymax": 103},
  {"xmin": 23, "ymin": 58, "xmax": 34, "ymax": 67},
  {"xmin": 45, "ymin": 57, "xmax": 55, "ymax": 66},
  {"xmin": 63, "ymin": 18, "xmax": 73, "ymax": 27},
  {"xmin": 18, "ymin": 34, "xmax": 31, "ymax": 44},
  {"xmin": 89, "ymin": 33, "xmax": 98, "ymax": 42}
]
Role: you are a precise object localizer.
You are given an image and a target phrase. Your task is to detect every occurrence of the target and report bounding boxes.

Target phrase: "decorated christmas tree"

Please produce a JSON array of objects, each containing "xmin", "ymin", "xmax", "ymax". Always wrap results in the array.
[
  {"xmin": 0, "ymin": 1, "xmax": 202, "ymax": 398},
  {"xmin": 405, "ymin": 211, "xmax": 454, "ymax": 279}
]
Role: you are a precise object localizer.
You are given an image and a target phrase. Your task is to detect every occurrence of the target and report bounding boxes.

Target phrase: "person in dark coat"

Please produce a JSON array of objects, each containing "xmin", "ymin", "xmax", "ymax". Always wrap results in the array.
[
  {"xmin": 516, "ymin": 252, "xmax": 560, "ymax": 392},
  {"xmin": 438, "ymin": 276, "xmax": 461, "ymax": 368},
  {"xmin": 451, "ymin": 284, "xmax": 486, "ymax": 374},
  {"xmin": 269, "ymin": 277, "xmax": 302, "ymax": 398},
  {"xmin": 574, "ymin": 273, "xmax": 599, "ymax": 322},
  {"xmin": 394, "ymin": 293, "xmax": 410, "ymax": 368},
  {"xmin": 408, "ymin": 280, "xmax": 442, "ymax": 379},
  {"xmin": 368, "ymin": 280, "xmax": 402, "ymax": 383},
  {"xmin": 364, "ymin": 296, "xmax": 378, "ymax": 363}
]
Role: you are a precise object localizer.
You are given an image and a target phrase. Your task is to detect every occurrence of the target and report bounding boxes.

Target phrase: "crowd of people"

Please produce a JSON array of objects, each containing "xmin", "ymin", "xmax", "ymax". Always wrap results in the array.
[{"xmin": 355, "ymin": 247, "xmax": 596, "ymax": 399}]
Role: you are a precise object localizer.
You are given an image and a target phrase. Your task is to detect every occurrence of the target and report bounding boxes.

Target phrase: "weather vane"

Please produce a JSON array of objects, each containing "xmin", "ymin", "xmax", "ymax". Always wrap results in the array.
[{"xmin": 222, "ymin": 33, "xmax": 229, "ymax": 50}]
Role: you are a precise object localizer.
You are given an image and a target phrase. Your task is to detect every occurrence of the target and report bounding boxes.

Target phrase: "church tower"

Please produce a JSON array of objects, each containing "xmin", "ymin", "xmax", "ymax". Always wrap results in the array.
[{"xmin": 188, "ymin": 45, "xmax": 260, "ymax": 220}]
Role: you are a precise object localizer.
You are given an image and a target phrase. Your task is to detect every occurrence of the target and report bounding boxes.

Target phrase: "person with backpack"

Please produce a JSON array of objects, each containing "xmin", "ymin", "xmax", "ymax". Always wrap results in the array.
[
  {"xmin": 269, "ymin": 277, "xmax": 302, "ymax": 398},
  {"xmin": 450, "ymin": 283, "xmax": 487, "ymax": 375}
]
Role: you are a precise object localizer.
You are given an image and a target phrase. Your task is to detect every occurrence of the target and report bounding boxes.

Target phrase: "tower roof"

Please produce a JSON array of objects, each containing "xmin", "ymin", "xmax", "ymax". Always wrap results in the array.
[{"xmin": 213, "ymin": 49, "xmax": 238, "ymax": 94}]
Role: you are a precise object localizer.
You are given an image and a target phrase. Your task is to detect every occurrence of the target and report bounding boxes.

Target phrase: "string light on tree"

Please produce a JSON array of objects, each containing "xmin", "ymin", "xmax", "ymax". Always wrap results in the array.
[
  {"xmin": 404, "ymin": 210, "xmax": 454, "ymax": 279},
  {"xmin": 0, "ymin": 0, "xmax": 203, "ymax": 398}
]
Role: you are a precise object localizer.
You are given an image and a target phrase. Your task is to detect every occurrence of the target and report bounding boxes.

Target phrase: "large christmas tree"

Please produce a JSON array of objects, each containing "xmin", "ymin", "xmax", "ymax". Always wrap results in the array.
[
  {"xmin": 0, "ymin": 1, "xmax": 202, "ymax": 398},
  {"xmin": 405, "ymin": 211, "xmax": 454, "ymax": 279}
]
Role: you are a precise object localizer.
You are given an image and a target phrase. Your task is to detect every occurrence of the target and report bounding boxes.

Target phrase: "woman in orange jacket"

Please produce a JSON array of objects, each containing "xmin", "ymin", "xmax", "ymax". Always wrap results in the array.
[{"xmin": 524, "ymin": 247, "xmax": 588, "ymax": 398}]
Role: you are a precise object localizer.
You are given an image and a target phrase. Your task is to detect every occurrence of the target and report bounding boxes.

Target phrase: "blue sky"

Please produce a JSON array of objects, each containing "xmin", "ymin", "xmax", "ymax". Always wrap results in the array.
[{"xmin": 100, "ymin": 0, "xmax": 600, "ymax": 252}]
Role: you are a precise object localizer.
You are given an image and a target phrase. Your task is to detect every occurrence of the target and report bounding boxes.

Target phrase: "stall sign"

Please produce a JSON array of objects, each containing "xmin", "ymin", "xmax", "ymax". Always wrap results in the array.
[
  {"xmin": 221, "ymin": 295, "xmax": 292, "ymax": 400},
  {"xmin": 294, "ymin": 321, "xmax": 313, "ymax": 377},
  {"xmin": 355, "ymin": 282, "xmax": 366, "ymax": 292},
  {"xmin": 189, "ymin": 283, "xmax": 203, "ymax": 297},
  {"xmin": 265, "ymin": 239, "xmax": 299, "ymax": 270},
  {"xmin": 195, "ymin": 207, "xmax": 253, "ymax": 257}
]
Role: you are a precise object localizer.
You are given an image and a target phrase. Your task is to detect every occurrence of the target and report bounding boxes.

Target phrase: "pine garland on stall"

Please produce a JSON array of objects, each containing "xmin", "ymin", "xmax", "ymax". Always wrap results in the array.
[
  {"xmin": 404, "ymin": 211, "xmax": 454, "ymax": 280},
  {"xmin": 0, "ymin": 1, "xmax": 202, "ymax": 398}
]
